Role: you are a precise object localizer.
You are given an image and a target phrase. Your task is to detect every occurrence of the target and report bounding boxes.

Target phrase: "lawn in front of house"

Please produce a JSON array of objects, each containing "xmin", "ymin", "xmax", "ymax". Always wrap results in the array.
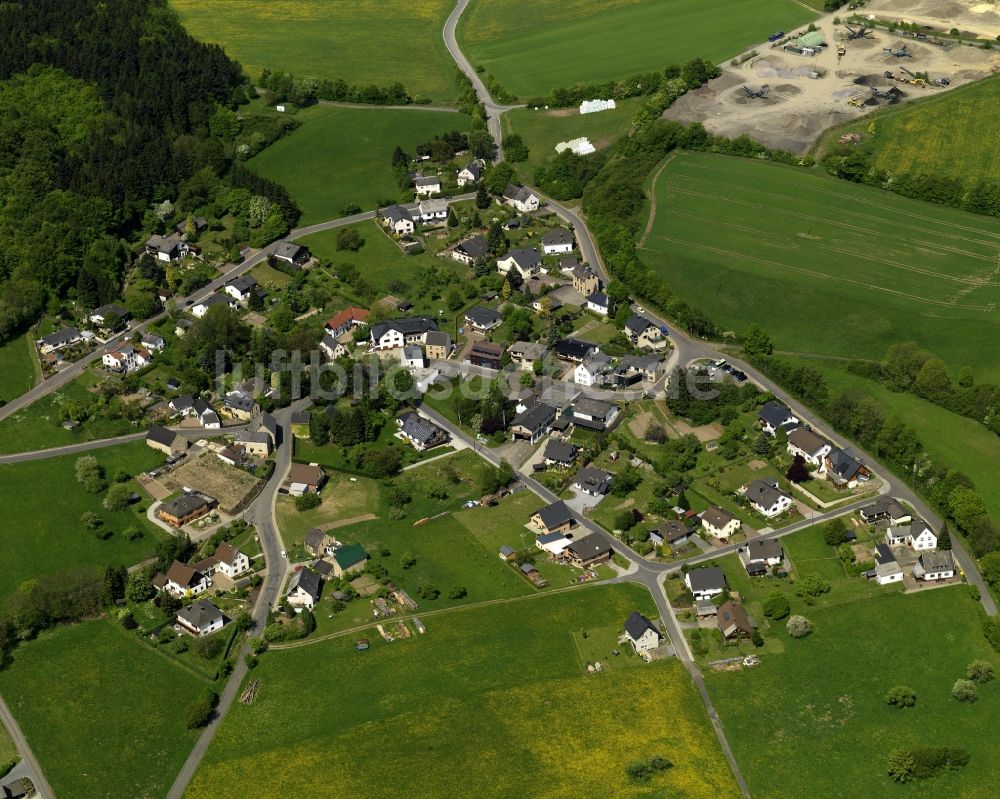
[
  {"xmin": 0, "ymin": 619, "xmax": 206, "ymax": 799},
  {"xmin": 0, "ymin": 441, "xmax": 169, "ymax": 601},
  {"xmin": 705, "ymin": 586, "xmax": 1000, "ymax": 799},
  {"xmin": 187, "ymin": 582, "xmax": 740, "ymax": 798},
  {"xmin": 275, "ymin": 470, "xmax": 380, "ymax": 550}
]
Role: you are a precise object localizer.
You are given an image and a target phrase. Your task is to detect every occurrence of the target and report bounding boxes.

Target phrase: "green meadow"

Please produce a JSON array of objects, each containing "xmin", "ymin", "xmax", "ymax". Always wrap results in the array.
[
  {"xmin": 171, "ymin": 0, "xmax": 459, "ymax": 102},
  {"xmin": 248, "ymin": 104, "xmax": 472, "ymax": 224},
  {"xmin": 639, "ymin": 152, "xmax": 1000, "ymax": 379},
  {"xmin": 459, "ymin": 0, "xmax": 815, "ymax": 97}
]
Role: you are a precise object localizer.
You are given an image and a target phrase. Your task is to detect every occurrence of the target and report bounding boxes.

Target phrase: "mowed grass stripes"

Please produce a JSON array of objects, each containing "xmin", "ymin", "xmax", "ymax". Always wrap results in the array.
[{"xmin": 639, "ymin": 152, "xmax": 1000, "ymax": 377}]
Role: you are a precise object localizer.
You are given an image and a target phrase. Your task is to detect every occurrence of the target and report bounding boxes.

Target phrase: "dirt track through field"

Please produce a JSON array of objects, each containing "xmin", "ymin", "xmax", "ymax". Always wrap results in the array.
[
  {"xmin": 318, "ymin": 513, "xmax": 377, "ymax": 531},
  {"xmin": 637, "ymin": 153, "xmax": 676, "ymax": 248}
]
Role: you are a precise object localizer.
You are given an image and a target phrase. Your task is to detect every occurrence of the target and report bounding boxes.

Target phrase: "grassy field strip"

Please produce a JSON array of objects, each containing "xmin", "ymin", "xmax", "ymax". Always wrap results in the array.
[
  {"xmin": 458, "ymin": 0, "xmax": 816, "ymax": 97},
  {"xmin": 638, "ymin": 152, "xmax": 676, "ymax": 248},
  {"xmin": 670, "ymin": 203, "xmax": 1000, "ymax": 288},
  {"xmin": 652, "ymin": 235, "xmax": 995, "ymax": 311},
  {"xmin": 673, "ymin": 159, "xmax": 1000, "ymax": 241},
  {"xmin": 171, "ymin": 0, "xmax": 459, "ymax": 103},
  {"xmin": 271, "ymin": 578, "xmax": 610, "ymax": 650},
  {"xmin": 665, "ymin": 189, "xmax": 1000, "ymax": 261}
]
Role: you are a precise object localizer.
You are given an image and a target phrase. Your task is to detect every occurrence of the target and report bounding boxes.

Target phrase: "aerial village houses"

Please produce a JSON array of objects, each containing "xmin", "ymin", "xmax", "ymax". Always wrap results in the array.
[
  {"xmin": 287, "ymin": 568, "xmax": 322, "ymax": 610},
  {"xmin": 530, "ymin": 500, "xmax": 575, "ymax": 536},
  {"xmin": 198, "ymin": 541, "xmax": 252, "ymax": 579},
  {"xmin": 89, "ymin": 303, "xmax": 130, "ymax": 331},
  {"xmin": 467, "ymin": 341, "xmax": 504, "ymax": 370},
  {"xmin": 586, "ymin": 291, "xmax": 610, "ymax": 316},
  {"xmin": 701, "ymin": 506, "xmax": 741, "ymax": 539},
  {"xmin": 452, "ymin": 234, "xmax": 488, "ymax": 265},
  {"xmin": 223, "ymin": 388, "xmax": 259, "ymax": 421},
  {"xmin": 370, "ymin": 317, "xmax": 439, "ymax": 350},
  {"xmin": 397, "ymin": 411, "xmax": 450, "ymax": 451},
  {"xmin": 572, "ymin": 398, "xmax": 618, "ymax": 431},
  {"xmin": 650, "ymin": 520, "xmax": 693, "ymax": 549},
  {"xmin": 509, "ymin": 340, "xmax": 547, "ymax": 367},
  {"xmin": 540, "ymin": 228, "xmax": 574, "ymax": 255},
  {"xmin": 624, "ymin": 315, "xmax": 663, "ymax": 348},
  {"xmin": 574, "ymin": 352, "xmax": 611, "ymax": 387},
  {"xmin": 743, "ymin": 479, "xmax": 793, "ymax": 518},
  {"xmin": 717, "ymin": 601, "xmax": 754, "ymax": 640},
  {"xmin": 381, "ymin": 204, "xmax": 415, "ymax": 235},
  {"xmin": 500, "ymin": 184, "xmax": 540, "ymax": 213},
  {"xmin": 273, "ymin": 241, "xmax": 309, "ymax": 268},
  {"xmin": 871, "ymin": 543, "xmax": 904, "ymax": 585},
  {"xmin": 572, "ymin": 466, "xmax": 613, "ymax": 497},
  {"xmin": 564, "ymin": 533, "xmax": 612, "ymax": 568},
  {"xmin": 330, "ymin": 544, "xmax": 369, "ymax": 578},
  {"xmin": 623, "ymin": 611, "xmax": 663, "ymax": 654},
  {"xmin": 685, "ymin": 566, "xmax": 727, "ymax": 601},
  {"xmin": 140, "ymin": 333, "xmax": 165, "ymax": 352},
  {"xmin": 423, "ymin": 330, "xmax": 452, "ymax": 360},
  {"xmin": 913, "ymin": 550, "xmax": 955, "ymax": 581},
  {"xmin": 743, "ymin": 538, "xmax": 784, "ymax": 576},
  {"xmin": 553, "ymin": 337, "xmax": 598, "ymax": 363},
  {"xmin": 283, "ymin": 463, "xmax": 326, "ymax": 496},
  {"xmin": 36, "ymin": 327, "xmax": 86, "ymax": 354},
  {"xmin": 758, "ymin": 400, "xmax": 799, "ymax": 436},
  {"xmin": 496, "ymin": 247, "xmax": 542, "ymax": 279},
  {"xmin": 823, "ymin": 447, "xmax": 871, "ymax": 488},
  {"xmin": 885, "ymin": 519, "xmax": 938, "ymax": 550},
  {"xmin": 102, "ymin": 343, "xmax": 149, "ymax": 374},
  {"xmin": 224, "ymin": 274, "xmax": 260, "ymax": 305},
  {"xmin": 456, "ymin": 162, "xmax": 482, "ymax": 186},
  {"xmin": 510, "ymin": 402, "xmax": 556, "ymax": 444},
  {"xmin": 417, "ymin": 198, "xmax": 449, "ymax": 223},
  {"xmin": 464, "ymin": 306, "xmax": 503, "ymax": 334},
  {"xmin": 543, "ymin": 438, "xmax": 577, "ymax": 468},
  {"xmin": 572, "ymin": 264, "xmax": 600, "ymax": 297},
  {"xmin": 157, "ymin": 560, "xmax": 211, "ymax": 597},
  {"xmin": 414, "ymin": 175, "xmax": 441, "ymax": 196},
  {"xmin": 786, "ymin": 428, "xmax": 832, "ymax": 468},
  {"xmin": 144, "ymin": 234, "xmax": 185, "ymax": 262},
  {"xmin": 191, "ymin": 293, "xmax": 236, "ymax": 318},
  {"xmin": 860, "ymin": 498, "xmax": 912, "ymax": 526},
  {"xmin": 145, "ymin": 425, "xmax": 188, "ymax": 456},
  {"xmin": 176, "ymin": 599, "xmax": 226, "ymax": 637},
  {"xmin": 156, "ymin": 493, "xmax": 216, "ymax": 527}
]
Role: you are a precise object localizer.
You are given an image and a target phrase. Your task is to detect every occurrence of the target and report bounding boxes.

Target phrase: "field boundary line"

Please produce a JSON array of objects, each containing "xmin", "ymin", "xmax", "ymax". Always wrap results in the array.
[
  {"xmin": 653, "ymin": 235, "xmax": 997, "ymax": 311},
  {"xmin": 637, "ymin": 153, "xmax": 676, "ymax": 248},
  {"xmin": 271, "ymin": 579, "xmax": 607, "ymax": 650},
  {"xmin": 671, "ymin": 159, "xmax": 1000, "ymax": 241}
]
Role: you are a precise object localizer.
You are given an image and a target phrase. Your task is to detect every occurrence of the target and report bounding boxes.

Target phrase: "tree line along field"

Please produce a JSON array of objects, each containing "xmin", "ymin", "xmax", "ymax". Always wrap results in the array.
[
  {"xmin": 170, "ymin": 0, "xmax": 460, "ymax": 103},
  {"xmin": 0, "ymin": 442, "xmax": 168, "ymax": 600},
  {"xmin": 0, "ymin": 619, "xmax": 206, "ymax": 799},
  {"xmin": 820, "ymin": 75, "xmax": 1000, "ymax": 187},
  {"xmin": 706, "ymin": 584, "xmax": 1000, "ymax": 798},
  {"xmin": 185, "ymin": 583, "xmax": 739, "ymax": 799},
  {"xmin": 457, "ymin": 0, "xmax": 816, "ymax": 98},
  {"xmin": 247, "ymin": 105, "xmax": 472, "ymax": 225},
  {"xmin": 639, "ymin": 152, "xmax": 1000, "ymax": 380}
]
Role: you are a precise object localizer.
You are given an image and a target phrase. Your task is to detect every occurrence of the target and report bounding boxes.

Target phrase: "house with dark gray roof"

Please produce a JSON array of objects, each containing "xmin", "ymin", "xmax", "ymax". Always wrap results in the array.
[
  {"xmin": 224, "ymin": 274, "xmax": 261, "ymax": 304},
  {"xmin": 381, "ymin": 204, "xmax": 415, "ymax": 235},
  {"xmin": 586, "ymin": 291, "xmax": 610, "ymax": 316},
  {"xmin": 743, "ymin": 479, "xmax": 793, "ymax": 518},
  {"xmin": 397, "ymin": 411, "xmax": 449, "ymax": 451},
  {"xmin": 176, "ymin": 599, "xmax": 225, "ymax": 637},
  {"xmin": 37, "ymin": 326, "xmax": 84, "ymax": 353},
  {"xmin": 452, "ymin": 234, "xmax": 488, "ymax": 265},
  {"xmin": 146, "ymin": 425, "xmax": 188, "ymax": 456},
  {"xmin": 497, "ymin": 247, "xmax": 542, "ymax": 279},
  {"xmin": 572, "ymin": 398, "xmax": 618, "ymax": 431},
  {"xmin": 650, "ymin": 520, "xmax": 693, "ymax": 548},
  {"xmin": 370, "ymin": 316, "xmax": 438, "ymax": 349},
  {"xmin": 913, "ymin": 550, "xmax": 955, "ymax": 581},
  {"xmin": 543, "ymin": 438, "xmax": 577, "ymax": 467},
  {"xmin": 824, "ymin": 447, "xmax": 871, "ymax": 488},
  {"xmin": 540, "ymin": 227, "xmax": 574, "ymax": 255},
  {"xmin": 457, "ymin": 162, "xmax": 482, "ymax": 185},
  {"xmin": 500, "ymin": 183, "xmax": 540, "ymax": 212},
  {"xmin": 287, "ymin": 568, "xmax": 322, "ymax": 610},
  {"xmin": 758, "ymin": 400, "xmax": 799, "ymax": 436},
  {"xmin": 530, "ymin": 500, "xmax": 575, "ymax": 535},
  {"xmin": 564, "ymin": 532, "xmax": 612, "ymax": 568},
  {"xmin": 464, "ymin": 305, "xmax": 503, "ymax": 332},
  {"xmin": 860, "ymin": 498, "xmax": 911, "ymax": 526},
  {"xmin": 623, "ymin": 611, "xmax": 662, "ymax": 653},
  {"xmin": 553, "ymin": 338, "xmax": 598, "ymax": 363},
  {"xmin": 510, "ymin": 402, "xmax": 556, "ymax": 444},
  {"xmin": 787, "ymin": 427, "xmax": 832, "ymax": 467},
  {"xmin": 684, "ymin": 566, "xmax": 727, "ymax": 600},
  {"xmin": 745, "ymin": 538, "xmax": 784, "ymax": 568},
  {"xmin": 572, "ymin": 466, "xmax": 613, "ymax": 496},
  {"xmin": 273, "ymin": 241, "xmax": 308, "ymax": 266},
  {"xmin": 414, "ymin": 174, "xmax": 441, "ymax": 196},
  {"xmin": 624, "ymin": 315, "xmax": 662, "ymax": 348}
]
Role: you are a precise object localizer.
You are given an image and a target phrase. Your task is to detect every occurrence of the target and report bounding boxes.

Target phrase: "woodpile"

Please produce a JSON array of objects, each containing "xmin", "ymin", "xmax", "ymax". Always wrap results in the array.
[{"xmin": 241, "ymin": 679, "xmax": 261, "ymax": 705}]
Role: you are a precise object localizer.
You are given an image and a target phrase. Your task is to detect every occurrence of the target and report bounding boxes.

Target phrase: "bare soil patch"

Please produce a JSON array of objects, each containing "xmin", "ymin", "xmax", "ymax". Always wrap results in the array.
[{"xmin": 164, "ymin": 450, "xmax": 261, "ymax": 513}]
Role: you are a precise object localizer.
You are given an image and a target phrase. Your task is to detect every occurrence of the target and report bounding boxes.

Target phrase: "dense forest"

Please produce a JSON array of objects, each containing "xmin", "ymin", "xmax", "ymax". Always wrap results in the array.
[{"xmin": 0, "ymin": 0, "xmax": 245, "ymax": 341}]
